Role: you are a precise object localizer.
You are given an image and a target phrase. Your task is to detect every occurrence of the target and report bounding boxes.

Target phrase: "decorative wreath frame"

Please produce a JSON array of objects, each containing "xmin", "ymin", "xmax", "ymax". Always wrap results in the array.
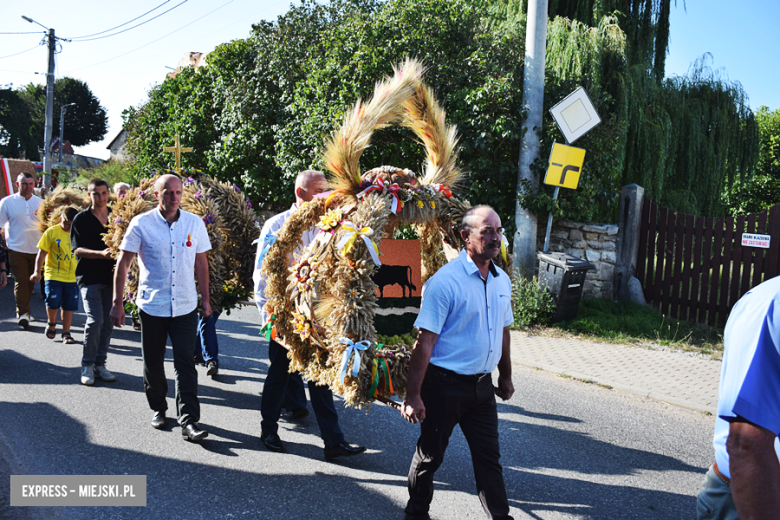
[{"xmin": 261, "ymin": 59, "xmax": 512, "ymax": 408}]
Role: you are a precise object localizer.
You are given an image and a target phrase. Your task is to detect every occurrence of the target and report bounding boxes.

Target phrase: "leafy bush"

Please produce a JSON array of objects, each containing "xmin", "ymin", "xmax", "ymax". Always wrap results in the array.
[{"xmin": 511, "ymin": 276, "xmax": 554, "ymax": 329}]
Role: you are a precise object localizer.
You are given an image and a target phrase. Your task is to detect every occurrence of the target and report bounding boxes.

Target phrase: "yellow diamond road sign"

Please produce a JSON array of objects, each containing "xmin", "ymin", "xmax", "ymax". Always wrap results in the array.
[{"xmin": 544, "ymin": 143, "xmax": 586, "ymax": 189}]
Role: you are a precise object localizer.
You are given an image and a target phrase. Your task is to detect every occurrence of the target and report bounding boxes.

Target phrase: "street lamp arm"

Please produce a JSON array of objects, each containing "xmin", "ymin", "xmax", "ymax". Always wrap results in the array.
[{"xmin": 21, "ymin": 15, "xmax": 49, "ymax": 30}]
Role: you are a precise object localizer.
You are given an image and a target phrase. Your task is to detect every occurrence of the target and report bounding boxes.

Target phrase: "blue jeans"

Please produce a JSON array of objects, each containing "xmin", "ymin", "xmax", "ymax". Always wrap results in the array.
[
  {"xmin": 196, "ymin": 311, "xmax": 220, "ymax": 364},
  {"xmin": 80, "ymin": 284, "xmax": 114, "ymax": 367}
]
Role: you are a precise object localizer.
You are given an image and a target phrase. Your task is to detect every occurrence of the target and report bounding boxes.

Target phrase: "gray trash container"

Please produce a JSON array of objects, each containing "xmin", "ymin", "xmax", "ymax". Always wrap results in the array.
[{"xmin": 537, "ymin": 252, "xmax": 595, "ymax": 322}]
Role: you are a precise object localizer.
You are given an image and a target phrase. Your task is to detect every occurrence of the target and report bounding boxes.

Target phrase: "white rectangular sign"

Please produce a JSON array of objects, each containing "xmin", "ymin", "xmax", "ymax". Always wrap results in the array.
[{"xmin": 741, "ymin": 233, "xmax": 771, "ymax": 249}]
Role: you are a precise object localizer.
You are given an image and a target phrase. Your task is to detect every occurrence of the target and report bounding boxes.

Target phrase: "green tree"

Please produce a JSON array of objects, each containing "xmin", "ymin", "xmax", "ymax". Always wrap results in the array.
[
  {"xmin": 0, "ymin": 88, "xmax": 40, "ymax": 160},
  {"xmin": 18, "ymin": 77, "xmax": 108, "ymax": 147},
  {"xmin": 721, "ymin": 106, "xmax": 780, "ymax": 215}
]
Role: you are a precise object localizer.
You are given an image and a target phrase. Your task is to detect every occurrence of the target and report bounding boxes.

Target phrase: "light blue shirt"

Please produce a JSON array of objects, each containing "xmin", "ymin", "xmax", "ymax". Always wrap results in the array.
[
  {"xmin": 120, "ymin": 208, "xmax": 211, "ymax": 318},
  {"xmin": 253, "ymin": 203, "xmax": 317, "ymax": 324},
  {"xmin": 414, "ymin": 249, "xmax": 513, "ymax": 375},
  {"xmin": 713, "ymin": 276, "xmax": 780, "ymax": 479}
]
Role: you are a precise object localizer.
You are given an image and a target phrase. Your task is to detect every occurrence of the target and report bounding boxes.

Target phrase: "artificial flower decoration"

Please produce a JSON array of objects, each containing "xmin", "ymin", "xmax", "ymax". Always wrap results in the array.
[{"xmin": 316, "ymin": 208, "xmax": 343, "ymax": 231}]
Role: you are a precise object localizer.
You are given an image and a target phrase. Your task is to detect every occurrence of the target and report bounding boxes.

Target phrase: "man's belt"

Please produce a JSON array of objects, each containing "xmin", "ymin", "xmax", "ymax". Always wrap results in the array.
[
  {"xmin": 713, "ymin": 461, "xmax": 731, "ymax": 486},
  {"xmin": 429, "ymin": 364, "xmax": 490, "ymax": 384}
]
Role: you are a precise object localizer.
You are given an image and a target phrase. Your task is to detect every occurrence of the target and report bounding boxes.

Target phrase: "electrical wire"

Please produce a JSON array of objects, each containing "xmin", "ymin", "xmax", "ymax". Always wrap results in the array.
[
  {"xmin": 65, "ymin": 0, "xmax": 236, "ymax": 72},
  {"xmin": 0, "ymin": 31, "xmax": 46, "ymax": 35},
  {"xmin": 66, "ymin": 0, "xmax": 172, "ymax": 40},
  {"xmin": 0, "ymin": 44, "xmax": 42, "ymax": 60},
  {"xmin": 68, "ymin": 0, "xmax": 189, "ymax": 42}
]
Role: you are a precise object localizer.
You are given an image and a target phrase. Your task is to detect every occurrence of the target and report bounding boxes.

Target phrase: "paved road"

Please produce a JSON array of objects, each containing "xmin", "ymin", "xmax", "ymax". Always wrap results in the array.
[{"xmin": 0, "ymin": 283, "xmax": 714, "ymax": 519}]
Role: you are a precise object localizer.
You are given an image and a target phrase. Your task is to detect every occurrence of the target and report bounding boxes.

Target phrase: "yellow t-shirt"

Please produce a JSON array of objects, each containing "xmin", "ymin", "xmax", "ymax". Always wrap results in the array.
[{"xmin": 36, "ymin": 225, "xmax": 77, "ymax": 283}]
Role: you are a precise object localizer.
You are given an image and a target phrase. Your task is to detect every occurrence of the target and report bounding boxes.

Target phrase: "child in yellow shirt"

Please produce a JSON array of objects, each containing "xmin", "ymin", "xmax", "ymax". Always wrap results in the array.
[{"xmin": 31, "ymin": 207, "xmax": 79, "ymax": 343}]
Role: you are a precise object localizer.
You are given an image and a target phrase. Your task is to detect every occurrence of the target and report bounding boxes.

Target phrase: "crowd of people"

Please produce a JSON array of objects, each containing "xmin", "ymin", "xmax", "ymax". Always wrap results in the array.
[{"xmin": 7, "ymin": 168, "xmax": 777, "ymax": 519}]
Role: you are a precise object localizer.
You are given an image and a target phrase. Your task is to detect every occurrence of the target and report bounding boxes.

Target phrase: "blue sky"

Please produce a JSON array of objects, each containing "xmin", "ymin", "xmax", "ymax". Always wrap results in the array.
[
  {"xmin": 1, "ymin": 0, "xmax": 778, "ymax": 161},
  {"xmin": 665, "ymin": 0, "xmax": 780, "ymax": 111}
]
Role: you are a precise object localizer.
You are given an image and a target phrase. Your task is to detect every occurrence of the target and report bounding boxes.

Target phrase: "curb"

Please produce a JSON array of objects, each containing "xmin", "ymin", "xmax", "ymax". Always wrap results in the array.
[{"xmin": 516, "ymin": 360, "xmax": 717, "ymax": 415}]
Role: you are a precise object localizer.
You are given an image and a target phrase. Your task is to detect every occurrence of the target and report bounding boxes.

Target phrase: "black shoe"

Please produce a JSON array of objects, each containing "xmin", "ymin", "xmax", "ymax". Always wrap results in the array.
[
  {"xmin": 404, "ymin": 514, "xmax": 431, "ymax": 520},
  {"xmin": 324, "ymin": 441, "xmax": 366, "ymax": 460},
  {"xmin": 290, "ymin": 407, "xmax": 310, "ymax": 420},
  {"xmin": 151, "ymin": 410, "xmax": 166, "ymax": 430},
  {"xmin": 260, "ymin": 432, "xmax": 286, "ymax": 453},
  {"xmin": 206, "ymin": 361, "xmax": 218, "ymax": 377},
  {"xmin": 182, "ymin": 423, "xmax": 208, "ymax": 442}
]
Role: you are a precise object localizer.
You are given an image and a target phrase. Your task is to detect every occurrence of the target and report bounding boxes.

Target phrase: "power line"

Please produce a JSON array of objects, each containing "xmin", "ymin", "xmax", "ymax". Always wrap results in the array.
[
  {"xmin": 65, "ymin": 0, "xmax": 236, "ymax": 72},
  {"xmin": 66, "ymin": 0, "xmax": 172, "ymax": 40},
  {"xmin": 69, "ymin": 0, "xmax": 190, "ymax": 42},
  {"xmin": 0, "ymin": 44, "xmax": 43, "ymax": 60},
  {"xmin": 0, "ymin": 31, "xmax": 45, "ymax": 35}
]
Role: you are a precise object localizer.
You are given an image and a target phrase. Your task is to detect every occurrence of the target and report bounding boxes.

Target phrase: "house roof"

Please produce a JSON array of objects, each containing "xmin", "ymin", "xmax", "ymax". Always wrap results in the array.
[{"xmin": 106, "ymin": 129, "xmax": 128, "ymax": 150}]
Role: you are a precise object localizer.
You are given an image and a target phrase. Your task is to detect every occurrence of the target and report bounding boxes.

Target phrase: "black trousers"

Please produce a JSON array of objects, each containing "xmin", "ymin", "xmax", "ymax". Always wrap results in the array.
[
  {"xmin": 139, "ymin": 309, "xmax": 200, "ymax": 427},
  {"xmin": 406, "ymin": 364, "xmax": 513, "ymax": 520},
  {"xmin": 260, "ymin": 339, "xmax": 344, "ymax": 447}
]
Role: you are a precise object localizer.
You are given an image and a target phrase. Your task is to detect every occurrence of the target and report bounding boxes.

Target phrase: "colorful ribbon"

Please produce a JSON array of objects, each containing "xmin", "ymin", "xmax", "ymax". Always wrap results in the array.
[
  {"xmin": 431, "ymin": 184, "xmax": 453, "ymax": 197},
  {"xmin": 339, "ymin": 337, "xmax": 371, "ymax": 384},
  {"xmin": 260, "ymin": 314, "xmax": 276, "ymax": 340},
  {"xmin": 357, "ymin": 179, "xmax": 403, "ymax": 214},
  {"xmin": 501, "ymin": 235, "xmax": 509, "ymax": 263},
  {"xmin": 376, "ymin": 353, "xmax": 394, "ymax": 393},
  {"xmin": 367, "ymin": 359, "xmax": 380, "ymax": 399},
  {"xmin": 337, "ymin": 222, "xmax": 381, "ymax": 265},
  {"xmin": 253, "ymin": 233, "xmax": 277, "ymax": 268}
]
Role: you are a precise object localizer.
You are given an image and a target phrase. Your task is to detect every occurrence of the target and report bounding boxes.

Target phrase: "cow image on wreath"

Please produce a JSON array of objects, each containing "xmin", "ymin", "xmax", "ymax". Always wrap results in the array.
[{"xmin": 371, "ymin": 264, "xmax": 417, "ymax": 298}]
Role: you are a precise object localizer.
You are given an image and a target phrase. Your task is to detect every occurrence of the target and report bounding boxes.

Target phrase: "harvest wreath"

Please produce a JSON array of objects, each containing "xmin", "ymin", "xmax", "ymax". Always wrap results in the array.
[
  {"xmin": 260, "ymin": 58, "xmax": 512, "ymax": 409},
  {"xmin": 103, "ymin": 170, "xmax": 260, "ymax": 315}
]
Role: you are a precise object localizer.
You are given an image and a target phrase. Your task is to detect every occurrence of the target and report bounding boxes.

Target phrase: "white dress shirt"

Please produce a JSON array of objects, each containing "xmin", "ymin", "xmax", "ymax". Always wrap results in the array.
[
  {"xmin": 120, "ymin": 208, "xmax": 211, "ymax": 317},
  {"xmin": 0, "ymin": 193, "xmax": 43, "ymax": 254},
  {"xmin": 253, "ymin": 203, "xmax": 318, "ymax": 324}
]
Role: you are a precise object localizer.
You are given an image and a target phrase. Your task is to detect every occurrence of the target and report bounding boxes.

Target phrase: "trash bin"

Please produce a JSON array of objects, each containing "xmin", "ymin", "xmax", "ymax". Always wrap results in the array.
[{"xmin": 537, "ymin": 252, "xmax": 595, "ymax": 322}]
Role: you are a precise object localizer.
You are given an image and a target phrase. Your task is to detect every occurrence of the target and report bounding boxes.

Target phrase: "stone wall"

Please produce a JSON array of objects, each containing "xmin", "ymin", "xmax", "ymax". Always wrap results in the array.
[{"xmin": 536, "ymin": 220, "xmax": 618, "ymax": 299}]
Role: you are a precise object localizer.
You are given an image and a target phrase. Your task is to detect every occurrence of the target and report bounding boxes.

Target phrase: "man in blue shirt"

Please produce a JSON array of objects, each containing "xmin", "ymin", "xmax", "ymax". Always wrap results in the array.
[
  {"xmin": 402, "ymin": 204, "xmax": 515, "ymax": 520},
  {"xmin": 696, "ymin": 276, "xmax": 780, "ymax": 519}
]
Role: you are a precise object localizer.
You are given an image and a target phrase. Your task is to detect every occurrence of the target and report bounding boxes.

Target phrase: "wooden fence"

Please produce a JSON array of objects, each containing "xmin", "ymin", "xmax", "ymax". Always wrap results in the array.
[{"xmin": 636, "ymin": 198, "xmax": 780, "ymax": 327}]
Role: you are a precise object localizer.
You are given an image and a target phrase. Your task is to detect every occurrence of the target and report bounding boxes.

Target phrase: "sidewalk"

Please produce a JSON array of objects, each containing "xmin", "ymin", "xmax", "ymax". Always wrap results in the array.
[{"xmin": 510, "ymin": 331, "xmax": 721, "ymax": 414}]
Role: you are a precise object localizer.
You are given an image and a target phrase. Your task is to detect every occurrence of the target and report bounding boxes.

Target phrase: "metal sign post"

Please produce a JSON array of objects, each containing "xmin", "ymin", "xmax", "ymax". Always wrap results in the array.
[{"xmin": 542, "ymin": 87, "xmax": 601, "ymax": 252}]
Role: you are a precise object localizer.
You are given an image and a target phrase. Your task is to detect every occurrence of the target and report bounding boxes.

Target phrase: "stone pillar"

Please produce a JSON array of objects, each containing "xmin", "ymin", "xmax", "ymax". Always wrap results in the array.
[{"xmin": 614, "ymin": 184, "xmax": 644, "ymax": 300}]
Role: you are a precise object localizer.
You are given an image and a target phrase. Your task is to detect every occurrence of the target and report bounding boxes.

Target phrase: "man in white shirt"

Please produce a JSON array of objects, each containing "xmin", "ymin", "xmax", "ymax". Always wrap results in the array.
[
  {"xmin": 0, "ymin": 173, "xmax": 44, "ymax": 328},
  {"xmin": 110, "ymin": 174, "xmax": 212, "ymax": 442},
  {"xmin": 253, "ymin": 170, "xmax": 365, "ymax": 460}
]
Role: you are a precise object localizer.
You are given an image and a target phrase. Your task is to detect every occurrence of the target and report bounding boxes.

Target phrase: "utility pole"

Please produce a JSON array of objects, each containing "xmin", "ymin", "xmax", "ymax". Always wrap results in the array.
[
  {"xmin": 43, "ymin": 27, "xmax": 56, "ymax": 189},
  {"xmin": 22, "ymin": 16, "xmax": 58, "ymax": 190},
  {"xmin": 58, "ymin": 103, "xmax": 76, "ymax": 165},
  {"xmin": 513, "ymin": 0, "xmax": 548, "ymax": 279}
]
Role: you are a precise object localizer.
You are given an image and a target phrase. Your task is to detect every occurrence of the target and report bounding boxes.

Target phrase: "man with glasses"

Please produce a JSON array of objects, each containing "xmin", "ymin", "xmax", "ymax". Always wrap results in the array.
[{"xmin": 402, "ymin": 204, "xmax": 515, "ymax": 520}]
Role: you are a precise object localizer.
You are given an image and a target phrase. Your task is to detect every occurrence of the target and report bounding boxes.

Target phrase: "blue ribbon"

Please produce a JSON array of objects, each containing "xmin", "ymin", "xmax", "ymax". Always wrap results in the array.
[
  {"xmin": 339, "ymin": 337, "xmax": 371, "ymax": 384},
  {"xmin": 254, "ymin": 233, "xmax": 277, "ymax": 268}
]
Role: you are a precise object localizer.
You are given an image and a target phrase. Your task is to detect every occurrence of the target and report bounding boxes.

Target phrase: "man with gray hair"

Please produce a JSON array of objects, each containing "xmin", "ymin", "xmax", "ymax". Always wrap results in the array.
[
  {"xmin": 0, "ymin": 172, "xmax": 44, "ymax": 328},
  {"xmin": 253, "ymin": 170, "xmax": 366, "ymax": 459},
  {"xmin": 402, "ymin": 204, "xmax": 515, "ymax": 520},
  {"xmin": 113, "ymin": 182, "xmax": 131, "ymax": 198}
]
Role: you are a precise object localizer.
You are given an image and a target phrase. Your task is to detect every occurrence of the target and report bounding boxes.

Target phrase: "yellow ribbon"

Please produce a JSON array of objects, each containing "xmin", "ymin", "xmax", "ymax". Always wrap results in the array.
[{"xmin": 337, "ymin": 221, "xmax": 381, "ymax": 265}]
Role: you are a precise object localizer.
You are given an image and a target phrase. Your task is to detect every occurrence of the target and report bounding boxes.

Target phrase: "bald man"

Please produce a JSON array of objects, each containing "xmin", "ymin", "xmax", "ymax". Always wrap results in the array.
[{"xmin": 111, "ymin": 174, "xmax": 212, "ymax": 442}]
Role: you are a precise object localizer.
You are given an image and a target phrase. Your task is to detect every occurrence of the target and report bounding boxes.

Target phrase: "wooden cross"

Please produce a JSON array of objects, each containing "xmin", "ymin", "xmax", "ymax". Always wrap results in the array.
[{"xmin": 163, "ymin": 135, "xmax": 193, "ymax": 170}]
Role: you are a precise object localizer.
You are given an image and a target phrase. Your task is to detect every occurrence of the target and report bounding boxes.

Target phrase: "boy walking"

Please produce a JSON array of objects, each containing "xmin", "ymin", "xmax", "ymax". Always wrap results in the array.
[{"xmin": 30, "ymin": 207, "xmax": 80, "ymax": 344}]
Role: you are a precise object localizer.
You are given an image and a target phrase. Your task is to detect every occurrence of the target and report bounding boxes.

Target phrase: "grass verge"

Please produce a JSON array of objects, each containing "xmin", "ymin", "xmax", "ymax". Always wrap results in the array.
[{"xmin": 525, "ymin": 298, "xmax": 724, "ymax": 358}]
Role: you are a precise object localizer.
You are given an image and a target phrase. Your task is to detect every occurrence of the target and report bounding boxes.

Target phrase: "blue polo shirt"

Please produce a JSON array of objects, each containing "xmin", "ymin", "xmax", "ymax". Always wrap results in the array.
[
  {"xmin": 713, "ymin": 276, "xmax": 780, "ymax": 479},
  {"xmin": 414, "ymin": 249, "xmax": 513, "ymax": 375}
]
